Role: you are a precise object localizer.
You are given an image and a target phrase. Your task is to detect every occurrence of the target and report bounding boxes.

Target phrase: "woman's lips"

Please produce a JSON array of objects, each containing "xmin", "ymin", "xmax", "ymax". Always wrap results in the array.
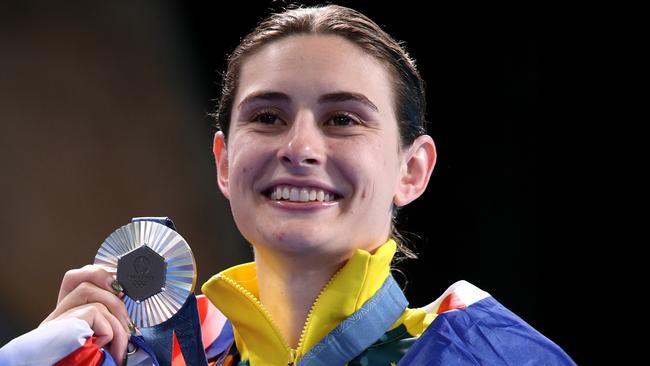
[
  {"xmin": 262, "ymin": 184, "xmax": 341, "ymax": 211},
  {"xmin": 265, "ymin": 197, "xmax": 340, "ymax": 210},
  {"xmin": 264, "ymin": 184, "xmax": 341, "ymax": 202}
]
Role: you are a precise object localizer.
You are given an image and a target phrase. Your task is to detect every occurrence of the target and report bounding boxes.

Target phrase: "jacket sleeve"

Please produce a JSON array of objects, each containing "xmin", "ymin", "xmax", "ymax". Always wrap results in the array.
[{"xmin": 0, "ymin": 317, "xmax": 108, "ymax": 366}]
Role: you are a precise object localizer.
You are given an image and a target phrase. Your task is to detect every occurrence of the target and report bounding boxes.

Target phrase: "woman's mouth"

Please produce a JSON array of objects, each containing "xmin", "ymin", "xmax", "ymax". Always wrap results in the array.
[{"xmin": 264, "ymin": 185, "xmax": 341, "ymax": 202}]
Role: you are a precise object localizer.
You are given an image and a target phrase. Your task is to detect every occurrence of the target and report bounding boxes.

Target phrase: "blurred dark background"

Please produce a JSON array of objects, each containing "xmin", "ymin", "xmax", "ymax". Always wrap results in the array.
[{"xmin": 0, "ymin": 1, "xmax": 598, "ymax": 363}]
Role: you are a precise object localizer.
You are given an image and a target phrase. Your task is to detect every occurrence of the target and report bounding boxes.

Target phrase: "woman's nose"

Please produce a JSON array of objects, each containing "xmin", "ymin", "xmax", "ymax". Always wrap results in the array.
[{"xmin": 278, "ymin": 115, "xmax": 324, "ymax": 168}]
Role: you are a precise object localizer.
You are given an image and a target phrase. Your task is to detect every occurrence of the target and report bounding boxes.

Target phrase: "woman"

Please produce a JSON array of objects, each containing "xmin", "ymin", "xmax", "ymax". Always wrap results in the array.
[{"xmin": 0, "ymin": 4, "xmax": 574, "ymax": 365}]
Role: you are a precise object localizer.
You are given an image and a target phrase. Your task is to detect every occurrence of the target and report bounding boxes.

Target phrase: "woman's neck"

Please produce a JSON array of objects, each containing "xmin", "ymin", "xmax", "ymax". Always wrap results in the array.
[{"xmin": 254, "ymin": 248, "xmax": 347, "ymax": 349}]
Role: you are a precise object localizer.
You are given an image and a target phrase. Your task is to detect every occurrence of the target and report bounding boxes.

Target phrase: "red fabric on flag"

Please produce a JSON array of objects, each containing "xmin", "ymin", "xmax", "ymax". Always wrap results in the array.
[
  {"xmin": 437, "ymin": 292, "xmax": 467, "ymax": 314},
  {"xmin": 172, "ymin": 330, "xmax": 186, "ymax": 366},
  {"xmin": 54, "ymin": 336, "xmax": 103, "ymax": 366}
]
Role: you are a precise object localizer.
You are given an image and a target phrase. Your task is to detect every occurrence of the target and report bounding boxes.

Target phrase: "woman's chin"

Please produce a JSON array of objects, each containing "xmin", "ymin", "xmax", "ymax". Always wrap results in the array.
[{"xmin": 256, "ymin": 230, "xmax": 340, "ymax": 257}]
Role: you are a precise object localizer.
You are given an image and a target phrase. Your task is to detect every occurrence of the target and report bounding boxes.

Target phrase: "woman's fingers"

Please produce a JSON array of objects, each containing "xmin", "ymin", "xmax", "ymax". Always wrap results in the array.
[
  {"xmin": 58, "ymin": 303, "xmax": 114, "ymax": 346},
  {"xmin": 45, "ymin": 281, "xmax": 130, "ymax": 332},
  {"xmin": 54, "ymin": 303, "xmax": 128, "ymax": 366},
  {"xmin": 42, "ymin": 265, "xmax": 130, "ymax": 365},
  {"xmin": 96, "ymin": 304, "xmax": 128, "ymax": 366},
  {"xmin": 58, "ymin": 264, "xmax": 120, "ymax": 303}
]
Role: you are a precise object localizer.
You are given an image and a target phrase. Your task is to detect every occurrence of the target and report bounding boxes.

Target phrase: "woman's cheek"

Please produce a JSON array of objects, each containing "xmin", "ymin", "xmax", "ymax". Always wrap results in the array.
[{"xmin": 232, "ymin": 144, "xmax": 273, "ymax": 192}]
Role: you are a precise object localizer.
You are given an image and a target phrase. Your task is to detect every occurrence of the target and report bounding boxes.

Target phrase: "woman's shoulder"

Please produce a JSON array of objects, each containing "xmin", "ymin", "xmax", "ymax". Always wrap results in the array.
[{"xmin": 399, "ymin": 280, "xmax": 577, "ymax": 365}]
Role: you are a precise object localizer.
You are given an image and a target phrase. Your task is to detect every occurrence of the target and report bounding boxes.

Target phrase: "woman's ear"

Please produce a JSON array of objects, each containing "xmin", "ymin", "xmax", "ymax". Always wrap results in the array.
[
  {"xmin": 394, "ymin": 135, "xmax": 437, "ymax": 207},
  {"xmin": 213, "ymin": 131, "xmax": 231, "ymax": 200}
]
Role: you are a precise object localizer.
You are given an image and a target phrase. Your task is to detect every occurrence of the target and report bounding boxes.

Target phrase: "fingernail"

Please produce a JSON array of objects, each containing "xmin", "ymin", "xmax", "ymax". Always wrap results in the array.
[
  {"xmin": 127, "ymin": 319, "xmax": 137, "ymax": 335},
  {"xmin": 110, "ymin": 279, "xmax": 124, "ymax": 293}
]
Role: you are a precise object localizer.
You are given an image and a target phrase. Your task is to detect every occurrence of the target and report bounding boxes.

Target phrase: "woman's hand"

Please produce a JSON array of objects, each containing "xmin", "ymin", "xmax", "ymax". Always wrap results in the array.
[{"xmin": 42, "ymin": 265, "xmax": 130, "ymax": 364}]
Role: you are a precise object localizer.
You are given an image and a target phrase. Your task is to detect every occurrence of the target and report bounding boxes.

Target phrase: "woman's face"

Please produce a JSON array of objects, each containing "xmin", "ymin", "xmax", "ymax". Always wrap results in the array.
[{"xmin": 215, "ymin": 35, "xmax": 419, "ymax": 259}]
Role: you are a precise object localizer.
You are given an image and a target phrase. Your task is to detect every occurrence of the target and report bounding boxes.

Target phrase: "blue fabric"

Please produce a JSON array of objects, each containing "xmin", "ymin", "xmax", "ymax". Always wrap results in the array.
[
  {"xmin": 101, "ymin": 335, "xmax": 162, "ymax": 366},
  {"xmin": 139, "ymin": 292, "xmax": 208, "ymax": 366},
  {"xmin": 129, "ymin": 334, "xmax": 162, "ymax": 366},
  {"xmin": 397, "ymin": 297, "xmax": 576, "ymax": 365},
  {"xmin": 298, "ymin": 275, "xmax": 408, "ymax": 366},
  {"xmin": 205, "ymin": 320, "xmax": 234, "ymax": 360},
  {"xmin": 99, "ymin": 350, "xmax": 118, "ymax": 366}
]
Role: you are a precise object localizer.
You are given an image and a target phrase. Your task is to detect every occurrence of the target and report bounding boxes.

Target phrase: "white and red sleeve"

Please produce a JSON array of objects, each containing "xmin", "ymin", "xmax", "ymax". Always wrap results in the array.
[{"xmin": 0, "ymin": 317, "xmax": 101, "ymax": 365}]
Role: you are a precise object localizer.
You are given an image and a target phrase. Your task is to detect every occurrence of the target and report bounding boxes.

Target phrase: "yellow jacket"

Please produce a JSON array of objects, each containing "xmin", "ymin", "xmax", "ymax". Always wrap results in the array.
[{"xmin": 202, "ymin": 240, "xmax": 435, "ymax": 365}]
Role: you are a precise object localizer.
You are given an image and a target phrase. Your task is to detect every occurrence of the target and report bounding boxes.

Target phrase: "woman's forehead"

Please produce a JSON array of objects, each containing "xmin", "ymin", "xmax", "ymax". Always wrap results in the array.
[{"xmin": 235, "ymin": 35, "xmax": 395, "ymax": 110}]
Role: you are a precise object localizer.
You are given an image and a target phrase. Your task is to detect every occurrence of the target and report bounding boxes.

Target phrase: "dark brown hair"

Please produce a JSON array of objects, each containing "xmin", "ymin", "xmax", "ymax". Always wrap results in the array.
[{"xmin": 213, "ymin": 4, "xmax": 427, "ymax": 261}]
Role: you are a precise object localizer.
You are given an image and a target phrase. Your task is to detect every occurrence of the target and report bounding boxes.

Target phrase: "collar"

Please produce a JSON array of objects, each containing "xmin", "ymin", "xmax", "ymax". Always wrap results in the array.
[{"xmin": 201, "ymin": 240, "xmax": 398, "ymax": 365}]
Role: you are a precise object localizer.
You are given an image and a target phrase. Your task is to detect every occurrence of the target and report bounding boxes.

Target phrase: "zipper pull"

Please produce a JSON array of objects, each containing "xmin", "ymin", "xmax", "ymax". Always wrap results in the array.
[{"xmin": 288, "ymin": 349, "xmax": 297, "ymax": 365}]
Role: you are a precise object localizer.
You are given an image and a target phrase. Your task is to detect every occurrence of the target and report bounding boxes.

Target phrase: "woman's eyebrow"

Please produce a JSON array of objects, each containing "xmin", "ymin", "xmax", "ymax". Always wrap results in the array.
[
  {"xmin": 318, "ymin": 92, "xmax": 379, "ymax": 112},
  {"xmin": 237, "ymin": 90, "xmax": 379, "ymax": 112},
  {"xmin": 238, "ymin": 91, "xmax": 290, "ymax": 110}
]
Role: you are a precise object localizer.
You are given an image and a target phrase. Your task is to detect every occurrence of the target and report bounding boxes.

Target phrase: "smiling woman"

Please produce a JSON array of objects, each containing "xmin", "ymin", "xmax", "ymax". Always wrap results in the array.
[
  {"xmin": 0, "ymin": 4, "xmax": 575, "ymax": 366},
  {"xmin": 215, "ymin": 33, "xmax": 425, "ymax": 260}
]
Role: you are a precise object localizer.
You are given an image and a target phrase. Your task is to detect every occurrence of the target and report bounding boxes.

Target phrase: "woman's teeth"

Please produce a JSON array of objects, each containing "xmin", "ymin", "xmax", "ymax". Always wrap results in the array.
[{"xmin": 268, "ymin": 185, "xmax": 336, "ymax": 202}]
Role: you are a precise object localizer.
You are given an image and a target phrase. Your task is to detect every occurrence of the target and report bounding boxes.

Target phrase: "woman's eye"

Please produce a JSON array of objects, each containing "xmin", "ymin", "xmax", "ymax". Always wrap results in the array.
[
  {"xmin": 251, "ymin": 111, "xmax": 281, "ymax": 125},
  {"xmin": 326, "ymin": 113, "xmax": 361, "ymax": 126}
]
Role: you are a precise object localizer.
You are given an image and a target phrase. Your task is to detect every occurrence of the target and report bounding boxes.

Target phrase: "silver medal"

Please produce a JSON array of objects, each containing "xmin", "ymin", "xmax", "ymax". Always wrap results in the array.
[{"xmin": 94, "ymin": 221, "xmax": 196, "ymax": 328}]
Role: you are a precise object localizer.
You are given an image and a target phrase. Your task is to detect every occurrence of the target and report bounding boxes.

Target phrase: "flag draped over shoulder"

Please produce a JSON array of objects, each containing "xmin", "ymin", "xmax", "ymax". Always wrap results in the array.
[{"xmin": 398, "ymin": 281, "xmax": 576, "ymax": 365}]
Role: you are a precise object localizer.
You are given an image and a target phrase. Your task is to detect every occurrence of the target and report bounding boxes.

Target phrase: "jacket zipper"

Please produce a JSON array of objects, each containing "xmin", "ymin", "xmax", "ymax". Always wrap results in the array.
[
  {"xmin": 220, "ymin": 276, "xmax": 294, "ymax": 362},
  {"xmin": 220, "ymin": 267, "xmax": 343, "ymax": 366},
  {"xmin": 293, "ymin": 268, "xmax": 342, "ymax": 359}
]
